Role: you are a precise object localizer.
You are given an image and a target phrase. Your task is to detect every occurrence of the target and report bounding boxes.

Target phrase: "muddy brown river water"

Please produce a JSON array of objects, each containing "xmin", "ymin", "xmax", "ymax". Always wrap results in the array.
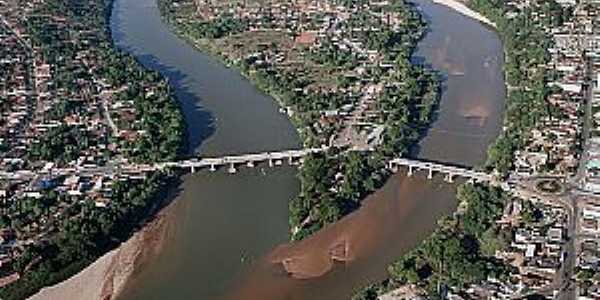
[{"xmin": 110, "ymin": 0, "xmax": 505, "ymax": 299}]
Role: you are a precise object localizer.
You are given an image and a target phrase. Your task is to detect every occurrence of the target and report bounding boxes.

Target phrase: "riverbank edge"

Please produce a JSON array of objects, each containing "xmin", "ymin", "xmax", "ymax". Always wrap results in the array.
[
  {"xmin": 360, "ymin": 1, "xmax": 516, "ymax": 298},
  {"xmin": 431, "ymin": 0, "xmax": 496, "ymax": 28},
  {"xmin": 26, "ymin": 192, "xmax": 179, "ymax": 300},
  {"xmin": 23, "ymin": 1, "xmax": 317, "ymax": 299},
  {"xmin": 154, "ymin": 1, "xmax": 307, "ymax": 143},
  {"xmin": 154, "ymin": 0, "xmax": 443, "ymax": 238},
  {"xmin": 25, "ymin": 174, "xmax": 185, "ymax": 300},
  {"xmin": 16, "ymin": 0, "xmax": 189, "ymax": 299}
]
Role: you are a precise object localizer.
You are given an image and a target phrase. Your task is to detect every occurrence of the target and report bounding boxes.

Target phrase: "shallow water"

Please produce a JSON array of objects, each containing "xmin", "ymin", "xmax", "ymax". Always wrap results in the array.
[{"xmin": 111, "ymin": 0, "xmax": 505, "ymax": 299}]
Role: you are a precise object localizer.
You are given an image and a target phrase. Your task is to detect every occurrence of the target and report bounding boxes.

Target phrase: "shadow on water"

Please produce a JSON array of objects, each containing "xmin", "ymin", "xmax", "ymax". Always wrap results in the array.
[
  {"xmin": 108, "ymin": 0, "xmax": 506, "ymax": 299},
  {"xmin": 407, "ymin": 68, "xmax": 450, "ymax": 162},
  {"xmin": 109, "ymin": 1, "xmax": 303, "ymax": 299},
  {"xmin": 111, "ymin": 0, "xmax": 301, "ymax": 156},
  {"xmin": 135, "ymin": 53, "xmax": 216, "ymax": 155},
  {"xmin": 110, "ymin": 1, "xmax": 216, "ymax": 155},
  {"xmin": 407, "ymin": 0, "xmax": 453, "ymax": 164}
]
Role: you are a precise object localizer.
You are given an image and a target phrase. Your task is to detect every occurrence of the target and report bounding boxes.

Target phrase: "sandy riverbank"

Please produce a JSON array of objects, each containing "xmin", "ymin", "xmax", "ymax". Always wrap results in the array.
[
  {"xmin": 23, "ymin": 1, "xmax": 500, "ymax": 299},
  {"xmin": 28, "ymin": 249, "xmax": 129, "ymax": 300},
  {"xmin": 431, "ymin": 0, "xmax": 496, "ymax": 28},
  {"xmin": 378, "ymin": 284, "xmax": 424, "ymax": 300},
  {"xmin": 27, "ymin": 204, "xmax": 176, "ymax": 300}
]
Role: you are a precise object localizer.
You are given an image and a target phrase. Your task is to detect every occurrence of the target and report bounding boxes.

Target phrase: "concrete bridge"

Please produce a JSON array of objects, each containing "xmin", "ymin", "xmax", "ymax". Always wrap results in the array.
[
  {"xmin": 0, "ymin": 148, "xmax": 328, "ymax": 180},
  {"xmin": 387, "ymin": 157, "xmax": 495, "ymax": 183},
  {"xmin": 157, "ymin": 147, "xmax": 327, "ymax": 174},
  {"xmin": 1, "ymin": 149, "xmax": 500, "ymax": 186}
]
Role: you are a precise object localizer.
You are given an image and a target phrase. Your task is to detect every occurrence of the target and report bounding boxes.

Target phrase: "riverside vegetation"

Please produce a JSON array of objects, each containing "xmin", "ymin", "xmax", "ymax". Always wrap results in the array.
[
  {"xmin": 0, "ymin": 0, "xmax": 185, "ymax": 299},
  {"xmin": 354, "ymin": 0, "xmax": 575, "ymax": 298},
  {"xmin": 158, "ymin": 0, "xmax": 440, "ymax": 240},
  {"xmin": 158, "ymin": 0, "xmax": 520, "ymax": 298},
  {"xmin": 353, "ymin": 183, "xmax": 514, "ymax": 299},
  {"xmin": 473, "ymin": 0, "xmax": 574, "ymax": 176}
]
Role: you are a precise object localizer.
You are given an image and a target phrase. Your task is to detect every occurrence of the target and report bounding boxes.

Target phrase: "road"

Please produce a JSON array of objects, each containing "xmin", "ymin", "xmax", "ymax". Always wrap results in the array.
[
  {"xmin": 551, "ymin": 52, "xmax": 596, "ymax": 300},
  {"xmin": 512, "ymin": 175, "xmax": 585, "ymax": 300},
  {"xmin": 565, "ymin": 53, "xmax": 596, "ymax": 300},
  {"xmin": 570, "ymin": 53, "xmax": 594, "ymax": 192}
]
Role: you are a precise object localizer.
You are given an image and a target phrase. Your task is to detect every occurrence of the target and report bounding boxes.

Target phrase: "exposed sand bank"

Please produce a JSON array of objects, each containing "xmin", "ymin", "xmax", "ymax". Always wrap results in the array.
[
  {"xmin": 28, "ymin": 248, "xmax": 130, "ymax": 300},
  {"xmin": 27, "ymin": 206, "xmax": 175, "ymax": 300},
  {"xmin": 28, "ymin": 244, "xmax": 129, "ymax": 300},
  {"xmin": 220, "ymin": 172, "xmax": 459, "ymax": 300},
  {"xmin": 431, "ymin": 0, "xmax": 496, "ymax": 28},
  {"xmin": 25, "ymin": 1, "xmax": 500, "ymax": 299},
  {"xmin": 378, "ymin": 284, "xmax": 424, "ymax": 300}
]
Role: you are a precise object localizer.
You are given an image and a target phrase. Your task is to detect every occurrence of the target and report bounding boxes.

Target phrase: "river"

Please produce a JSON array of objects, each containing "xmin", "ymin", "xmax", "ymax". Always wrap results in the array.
[{"xmin": 110, "ymin": 0, "xmax": 505, "ymax": 299}]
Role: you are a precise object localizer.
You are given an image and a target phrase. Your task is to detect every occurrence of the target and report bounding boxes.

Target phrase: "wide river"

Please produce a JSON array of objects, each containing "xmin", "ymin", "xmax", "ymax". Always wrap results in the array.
[{"xmin": 110, "ymin": 0, "xmax": 505, "ymax": 299}]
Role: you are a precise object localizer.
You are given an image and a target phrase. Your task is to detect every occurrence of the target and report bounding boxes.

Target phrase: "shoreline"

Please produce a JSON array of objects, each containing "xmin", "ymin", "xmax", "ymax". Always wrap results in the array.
[
  {"xmin": 156, "ymin": 0, "xmax": 440, "ymax": 240},
  {"xmin": 106, "ymin": 0, "xmax": 441, "ymax": 298},
  {"xmin": 17, "ymin": 0, "xmax": 187, "ymax": 297},
  {"xmin": 354, "ymin": 1, "xmax": 509, "ymax": 298},
  {"xmin": 27, "ymin": 205, "xmax": 175, "ymax": 300},
  {"xmin": 431, "ymin": 0, "xmax": 496, "ymax": 28},
  {"xmin": 23, "ymin": 0, "xmax": 503, "ymax": 299}
]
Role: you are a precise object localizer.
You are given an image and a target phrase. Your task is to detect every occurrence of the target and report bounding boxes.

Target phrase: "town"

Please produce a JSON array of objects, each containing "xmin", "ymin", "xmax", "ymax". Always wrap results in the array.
[
  {"xmin": 159, "ymin": 0, "xmax": 447, "ymax": 243},
  {"xmin": 0, "ymin": 0, "xmax": 442, "ymax": 297},
  {"xmin": 505, "ymin": 0, "xmax": 600, "ymax": 298},
  {"xmin": 0, "ymin": 0, "xmax": 185, "ymax": 297},
  {"xmin": 364, "ymin": 0, "xmax": 600, "ymax": 299},
  {"xmin": 1, "ymin": 0, "xmax": 600, "ymax": 299},
  {"xmin": 162, "ymin": 0, "xmax": 440, "ymax": 151}
]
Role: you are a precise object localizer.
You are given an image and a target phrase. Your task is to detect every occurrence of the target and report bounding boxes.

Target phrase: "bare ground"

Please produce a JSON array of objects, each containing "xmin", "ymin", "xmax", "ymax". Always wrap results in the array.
[{"xmin": 27, "ymin": 207, "xmax": 175, "ymax": 300}]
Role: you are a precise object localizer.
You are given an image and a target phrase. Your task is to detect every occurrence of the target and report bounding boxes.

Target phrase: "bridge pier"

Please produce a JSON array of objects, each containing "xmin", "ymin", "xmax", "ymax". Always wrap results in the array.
[
  {"xmin": 210, "ymin": 164, "xmax": 216, "ymax": 172},
  {"xmin": 191, "ymin": 166, "xmax": 196, "ymax": 174},
  {"xmin": 247, "ymin": 161, "xmax": 255, "ymax": 168},
  {"xmin": 228, "ymin": 163, "xmax": 237, "ymax": 174},
  {"xmin": 444, "ymin": 173, "xmax": 454, "ymax": 183},
  {"xmin": 427, "ymin": 168, "xmax": 433, "ymax": 180},
  {"xmin": 268, "ymin": 158, "xmax": 273, "ymax": 167},
  {"xmin": 288, "ymin": 156, "xmax": 293, "ymax": 165},
  {"xmin": 407, "ymin": 165, "xmax": 414, "ymax": 177}
]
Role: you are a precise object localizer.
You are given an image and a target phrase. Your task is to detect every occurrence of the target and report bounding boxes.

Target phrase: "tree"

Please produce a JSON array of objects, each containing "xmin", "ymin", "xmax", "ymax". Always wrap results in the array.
[{"xmin": 479, "ymin": 227, "xmax": 508, "ymax": 256}]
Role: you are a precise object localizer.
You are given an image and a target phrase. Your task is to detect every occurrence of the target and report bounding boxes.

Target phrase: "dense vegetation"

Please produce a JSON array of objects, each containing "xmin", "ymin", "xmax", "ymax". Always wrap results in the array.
[
  {"xmin": 0, "ymin": 0, "xmax": 185, "ymax": 298},
  {"xmin": 354, "ymin": 184, "xmax": 513, "ymax": 299},
  {"xmin": 115, "ymin": 79, "xmax": 185, "ymax": 162},
  {"xmin": 0, "ymin": 173, "xmax": 177, "ymax": 300},
  {"xmin": 25, "ymin": 0, "xmax": 185, "ymax": 164},
  {"xmin": 355, "ymin": 1, "xmax": 572, "ymax": 297},
  {"xmin": 286, "ymin": 2, "xmax": 440, "ymax": 238},
  {"xmin": 29, "ymin": 125, "xmax": 94, "ymax": 164},
  {"xmin": 158, "ymin": 0, "xmax": 440, "ymax": 240},
  {"xmin": 468, "ymin": 0, "xmax": 571, "ymax": 176}
]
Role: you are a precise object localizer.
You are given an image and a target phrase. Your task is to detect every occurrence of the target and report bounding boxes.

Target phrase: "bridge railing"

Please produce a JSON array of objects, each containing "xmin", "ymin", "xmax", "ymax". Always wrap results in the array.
[{"xmin": 388, "ymin": 158, "xmax": 493, "ymax": 182}]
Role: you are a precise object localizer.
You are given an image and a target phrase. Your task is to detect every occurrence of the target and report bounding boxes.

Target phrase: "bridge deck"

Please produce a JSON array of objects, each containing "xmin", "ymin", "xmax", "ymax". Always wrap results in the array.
[
  {"xmin": 1, "ymin": 149, "xmax": 496, "ymax": 184},
  {"xmin": 389, "ymin": 158, "xmax": 493, "ymax": 182}
]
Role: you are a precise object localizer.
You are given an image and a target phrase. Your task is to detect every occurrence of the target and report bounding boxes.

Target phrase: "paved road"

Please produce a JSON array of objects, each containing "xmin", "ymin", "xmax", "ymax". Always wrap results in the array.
[
  {"xmin": 513, "ymin": 176, "xmax": 580, "ymax": 300},
  {"xmin": 554, "ymin": 53, "xmax": 595, "ymax": 300}
]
